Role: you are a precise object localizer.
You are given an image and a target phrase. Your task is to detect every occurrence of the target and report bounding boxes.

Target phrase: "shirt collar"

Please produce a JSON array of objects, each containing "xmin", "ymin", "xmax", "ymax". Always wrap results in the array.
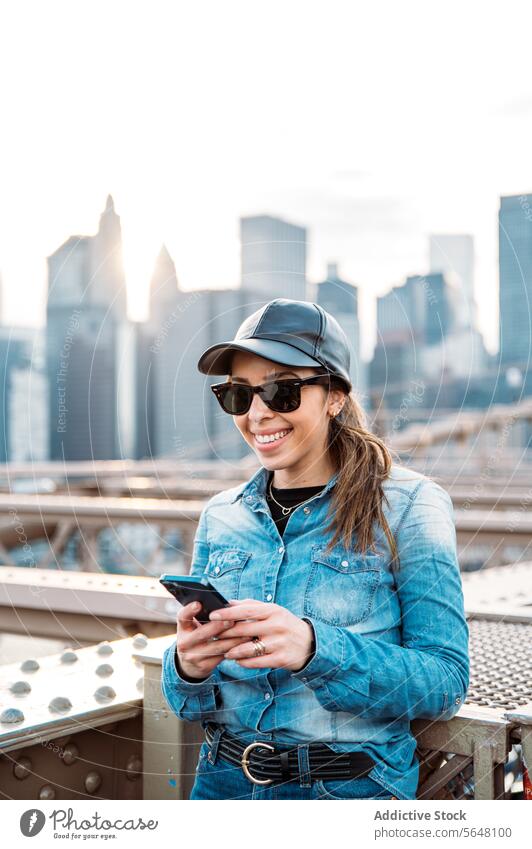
[{"xmin": 231, "ymin": 465, "xmax": 339, "ymax": 504}]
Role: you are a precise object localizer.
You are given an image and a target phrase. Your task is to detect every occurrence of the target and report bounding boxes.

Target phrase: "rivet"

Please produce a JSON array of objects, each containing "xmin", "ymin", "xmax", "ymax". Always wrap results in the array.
[
  {"xmin": 13, "ymin": 757, "xmax": 32, "ymax": 779},
  {"xmin": 39, "ymin": 784, "xmax": 56, "ymax": 800},
  {"xmin": 341, "ymin": 560, "xmax": 349, "ymax": 568},
  {"xmin": 49, "ymin": 697, "xmax": 72, "ymax": 714},
  {"xmin": 95, "ymin": 663, "xmax": 114, "ymax": 677},
  {"xmin": 214, "ymin": 566, "xmax": 220, "ymax": 574},
  {"xmin": 62, "ymin": 743, "xmax": 79, "ymax": 766},
  {"xmin": 20, "ymin": 659, "xmax": 40, "ymax": 672},
  {"xmin": 60, "ymin": 651, "xmax": 78, "ymax": 664},
  {"xmin": 10, "ymin": 680, "xmax": 31, "ymax": 695},
  {"xmin": 96, "ymin": 642, "xmax": 113, "ymax": 655},
  {"xmin": 125, "ymin": 755, "xmax": 142, "ymax": 780},
  {"xmin": 84, "ymin": 771, "xmax": 102, "ymax": 794},
  {"xmin": 132, "ymin": 633, "xmax": 148, "ymax": 649},
  {"xmin": 94, "ymin": 686, "xmax": 116, "ymax": 702},
  {"xmin": 303, "ymin": 507, "xmax": 310, "ymax": 514},
  {"xmin": 1, "ymin": 707, "xmax": 25, "ymax": 724}
]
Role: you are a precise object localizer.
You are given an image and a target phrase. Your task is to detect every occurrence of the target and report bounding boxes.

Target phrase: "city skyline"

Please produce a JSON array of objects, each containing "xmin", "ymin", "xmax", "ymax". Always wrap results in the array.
[
  {"xmin": 0, "ymin": 192, "xmax": 493, "ymax": 364},
  {"xmin": 3, "ymin": 2, "xmax": 532, "ymax": 359}
]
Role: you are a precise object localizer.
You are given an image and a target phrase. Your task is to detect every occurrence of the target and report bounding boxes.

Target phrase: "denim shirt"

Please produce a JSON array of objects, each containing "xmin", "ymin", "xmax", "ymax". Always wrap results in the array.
[{"xmin": 161, "ymin": 462, "xmax": 470, "ymax": 800}]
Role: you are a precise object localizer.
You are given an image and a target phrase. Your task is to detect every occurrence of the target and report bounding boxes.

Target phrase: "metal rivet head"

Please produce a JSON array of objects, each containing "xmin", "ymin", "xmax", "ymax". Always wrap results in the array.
[
  {"xmin": 10, "ymin": 680, "xmax": 31, "ymax": 695},
  {"xmin": 96, "ymin": 642, "xmax": 114, "ymax": 655},
  {"xmin": 49, "ymin": 697, "xmax": 72, "ymax": 714},
  {"xmin": 62, "ymin": 744, "xmax": 79, "ymax": 766},
  {"xmin": 39, "ymin": 784, "xmax": 56, "ymax": 800},
  {"xmin": 84, "ymin": 771, "xmax": 102, "ymax": 794},
  {"xmin": 214, "ymin": 566, "xmax": 220, "ymax": 574},
  {"xmin": 1, "ymin": 707, "xmax": 25, "ymax": 724},
  {"xmin": 94, "ymin": 686, "xmax": 116, "ymax": 703},
  {"xmin": 60, "ymin": 650, "xmax": 78, "ymax": 664},
  {"xmin": 132, "ymin": 633, "xmax": 148, "ymax": 649},
  {"xmin": 13, "ymin": 757, "xmax": 32, "ymax": 780},
  {"xmin": 455, "ymin": 697, "xmax": 462, "ymax": 704},
  {"xmin": 125, "ymin": 755, "xmax": 142, "ymax": 780},
  {"xmin": 303, "ymin": 507, "xmax": 310, "ymax": 514},
  {"xmin": 20, "ymin": 658, "xmax": 40, "ymax": 672},
  {"xmin": 95, "ymin": 663, "xmax": 114, "ymax": 677},
  {"xmin": 341, "ymin": 560, "xmax": 349, "ymax": 568}
]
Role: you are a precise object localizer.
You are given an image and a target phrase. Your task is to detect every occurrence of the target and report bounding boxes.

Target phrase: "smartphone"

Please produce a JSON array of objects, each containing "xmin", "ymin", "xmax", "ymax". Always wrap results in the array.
[{"xmin": 159, "ymin": 574, "xmax": 230, "ymax": 623}]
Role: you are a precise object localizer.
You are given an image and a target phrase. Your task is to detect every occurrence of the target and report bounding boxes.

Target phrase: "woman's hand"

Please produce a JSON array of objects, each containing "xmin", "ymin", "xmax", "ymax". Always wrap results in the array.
[
  {"xmin": 176, "ymin": 601, "xmax": 250, "ymax": 680},
  {"xmin": 209, "ymin": 599, "xmax": 314, "ymax": 672}
]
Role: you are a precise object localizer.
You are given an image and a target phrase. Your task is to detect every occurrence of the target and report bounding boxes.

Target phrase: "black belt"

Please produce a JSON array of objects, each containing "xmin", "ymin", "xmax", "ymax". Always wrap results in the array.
[{"xmin": 204, "ymin": 722, "xmax": 375, "ymax": 786}]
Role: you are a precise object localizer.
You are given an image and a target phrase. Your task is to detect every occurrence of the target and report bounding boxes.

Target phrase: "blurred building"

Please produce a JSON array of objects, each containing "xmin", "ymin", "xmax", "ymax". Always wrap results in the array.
[
  {"xmin": 371, "ymin": 272, "xmax": 459, "ymax": 391},
  {"xmin": 316, "ymin": 262, "xmax": 366, "ymax": 401},
  {"xmin": 499, "ymin": 193, "xmax": 532, "ymax": 367},
  {"xmin": 429, "ymin": 234, "xmax": 476, "ymax": 331},
  {"xmin": 0, "ymin": 327, "xmax": 48, "ymax": 462},
  {"xmin": 46, "ymin": 195, "xmax": 134, "ymax": 460},
  {"xmin": 240, "ymin": 214, "xmax": 307, "ymax": 300}
]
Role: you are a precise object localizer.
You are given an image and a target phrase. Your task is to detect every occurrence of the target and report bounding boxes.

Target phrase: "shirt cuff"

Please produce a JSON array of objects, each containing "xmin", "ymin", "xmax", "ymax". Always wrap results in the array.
[
  {"xmin": 290, "ymin": 616, "xmax": 346, "ymax": 688},
  {"xmin": 162, "ymin": 640, "xmax": 220, "ymax": 694}
]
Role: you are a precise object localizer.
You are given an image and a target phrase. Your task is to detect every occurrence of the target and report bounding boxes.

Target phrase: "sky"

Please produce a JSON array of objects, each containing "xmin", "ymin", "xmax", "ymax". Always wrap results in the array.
[{"xmin": 1, "ymin": 0, "xmax": 532, "ymax": 360}]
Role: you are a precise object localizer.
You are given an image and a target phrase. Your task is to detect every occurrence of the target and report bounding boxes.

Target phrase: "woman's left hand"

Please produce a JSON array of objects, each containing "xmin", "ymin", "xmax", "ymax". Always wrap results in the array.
[{"xmin": 208, "ymin": 599, "xmax": 314, "ymax": 672}]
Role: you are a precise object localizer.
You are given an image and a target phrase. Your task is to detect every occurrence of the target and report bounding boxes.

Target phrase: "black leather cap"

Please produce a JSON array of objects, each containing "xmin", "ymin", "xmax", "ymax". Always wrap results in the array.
[{"xmin": 197, "ymin": 298, "xmax": 352, "ymax": 393}]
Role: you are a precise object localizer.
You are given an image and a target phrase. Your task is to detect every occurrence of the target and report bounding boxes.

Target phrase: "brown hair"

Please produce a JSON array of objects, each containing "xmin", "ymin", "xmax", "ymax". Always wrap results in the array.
[{"xmin": 322, "ymin": 378, "xmax": 401, "ymax": 570}]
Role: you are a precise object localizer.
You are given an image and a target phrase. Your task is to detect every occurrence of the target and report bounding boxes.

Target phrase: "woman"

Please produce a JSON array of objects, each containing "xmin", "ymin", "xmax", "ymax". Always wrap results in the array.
[{"xmin": 161, "ymin": 298, "xmax": 470, "ymax": 800}]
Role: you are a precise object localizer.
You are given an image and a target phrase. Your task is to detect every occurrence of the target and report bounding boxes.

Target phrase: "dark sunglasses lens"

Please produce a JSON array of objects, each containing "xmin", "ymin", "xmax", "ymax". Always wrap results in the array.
[
  {"xmin": 219, "ymin": 385, "xmax": 251, "ymax": 414},
  {"xmin": 263, "ymin": 381, "xmax": 300, "ymax": 412}
]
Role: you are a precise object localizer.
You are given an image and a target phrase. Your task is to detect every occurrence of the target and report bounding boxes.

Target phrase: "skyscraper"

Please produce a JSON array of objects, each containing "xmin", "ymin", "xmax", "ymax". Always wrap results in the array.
[
  {"xmin": 46, "ymin": 196, "xmax": 133, "ymax": 460},
  {"xmin": 499, "ymin": 193, "xmax": 532, "ymax": 366},
  {"xmin": 240, "ymin": 214, "xmax": 307, "ymax": 300}
]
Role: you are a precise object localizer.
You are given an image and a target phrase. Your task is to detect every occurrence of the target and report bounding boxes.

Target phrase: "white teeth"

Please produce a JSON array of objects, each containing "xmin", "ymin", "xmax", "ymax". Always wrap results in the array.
[{"xmin": 255, "ymin": 429, "xmax": 292, "ymax": 444}]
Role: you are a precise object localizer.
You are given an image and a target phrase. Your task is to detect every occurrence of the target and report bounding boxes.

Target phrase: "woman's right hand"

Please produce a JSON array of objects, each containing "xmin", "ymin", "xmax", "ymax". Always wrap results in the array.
[{"xmin": 176, "ymin": 600, "xmax": 249, "ymax": 679}]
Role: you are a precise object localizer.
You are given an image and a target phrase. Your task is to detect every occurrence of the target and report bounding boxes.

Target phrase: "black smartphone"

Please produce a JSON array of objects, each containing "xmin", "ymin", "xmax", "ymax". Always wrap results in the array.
[{"xmin": 159, "ymin": 574, "xmax": 230, "ymax": 623}]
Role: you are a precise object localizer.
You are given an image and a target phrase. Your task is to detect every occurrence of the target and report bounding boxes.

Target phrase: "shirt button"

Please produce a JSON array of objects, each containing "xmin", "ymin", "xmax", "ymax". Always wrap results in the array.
[
  {"xmin": 214, "ymin": 566, "xmax": 220, "ymax": 574},
  {"xmin": 303, "ymin": 507, "xmax": 310, "ymax": 514},
  {"xmin": 278, "ymin": 546, "xmax": 284, "ymax": 554},
  {"xmin": 341, "ymin": 560, "xmax": 349, "ymax": 568},
  {"xmin": 264, "ymin": 692, "xmax": 271, "ymax": 700},
  {"xmin": 246, "ymin": 496, "xmax": 254, "ymax": 503},
  {"xmin": 266, "ymin": 593, "xmax": 273, "ymax": 601},
  {"xmin": 301, "ymin": 677, "xmax": 308, "ymax": 682}
]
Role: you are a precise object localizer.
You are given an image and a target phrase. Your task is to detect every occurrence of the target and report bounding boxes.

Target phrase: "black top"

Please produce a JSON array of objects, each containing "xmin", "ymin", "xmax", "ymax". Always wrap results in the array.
[{"xmin": 265, "ymin": 470, "xmax": 326, "ymax": 536}]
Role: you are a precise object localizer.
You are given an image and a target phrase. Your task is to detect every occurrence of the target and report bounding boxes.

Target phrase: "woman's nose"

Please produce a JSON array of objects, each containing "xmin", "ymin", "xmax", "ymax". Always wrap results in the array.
[{"xmin": 247, "ymin": 391, "xmax": 273, "ymax": 420}]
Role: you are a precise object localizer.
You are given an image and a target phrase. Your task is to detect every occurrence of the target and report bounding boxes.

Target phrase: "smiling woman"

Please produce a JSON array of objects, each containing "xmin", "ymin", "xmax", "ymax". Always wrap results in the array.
[{"xmin": 160, "ymin": 297, "xmax": 470, "ymax": 802}]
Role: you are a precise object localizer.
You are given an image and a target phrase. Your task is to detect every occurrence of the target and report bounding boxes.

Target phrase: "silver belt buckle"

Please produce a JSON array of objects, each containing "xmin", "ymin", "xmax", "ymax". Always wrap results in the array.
[{"xmin": 241, "ymin": 741, "xmax": 275, "ymax": 785}]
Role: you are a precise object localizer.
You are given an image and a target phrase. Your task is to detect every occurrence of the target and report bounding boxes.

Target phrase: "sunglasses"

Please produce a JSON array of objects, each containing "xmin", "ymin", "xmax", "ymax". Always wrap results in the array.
[{"xmin": 210, "ymin": 373, "xmax": 334, "ymax": 415}]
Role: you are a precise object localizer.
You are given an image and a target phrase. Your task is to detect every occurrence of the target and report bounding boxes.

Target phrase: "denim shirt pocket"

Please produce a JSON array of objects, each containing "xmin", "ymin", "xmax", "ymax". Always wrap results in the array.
[
  {"xmin": 203, "ymin": 546, "xmax": 251, "ymax": 601},
  {"xmin": 304, "ymin": 545, "xmax": 383, "ymax": 627}
]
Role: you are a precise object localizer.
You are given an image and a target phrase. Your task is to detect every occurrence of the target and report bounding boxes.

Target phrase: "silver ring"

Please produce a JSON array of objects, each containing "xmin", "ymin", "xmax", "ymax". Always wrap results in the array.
[{"xmin": 210, "ymin": 636, "xmax": 219, "ymax": 642}]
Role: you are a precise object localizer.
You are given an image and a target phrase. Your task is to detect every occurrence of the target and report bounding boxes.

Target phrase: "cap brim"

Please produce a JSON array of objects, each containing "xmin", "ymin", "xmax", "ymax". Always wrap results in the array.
[{"xmin": 197, "ymin": 337, "xmax": 323, "ymax": 375}]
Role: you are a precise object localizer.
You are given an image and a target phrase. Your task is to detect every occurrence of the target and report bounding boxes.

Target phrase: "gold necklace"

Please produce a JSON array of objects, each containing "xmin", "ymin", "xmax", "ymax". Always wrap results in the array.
[{"xmin": 267, "ymin": 476, "xmax": 326, "ymax": 517}]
